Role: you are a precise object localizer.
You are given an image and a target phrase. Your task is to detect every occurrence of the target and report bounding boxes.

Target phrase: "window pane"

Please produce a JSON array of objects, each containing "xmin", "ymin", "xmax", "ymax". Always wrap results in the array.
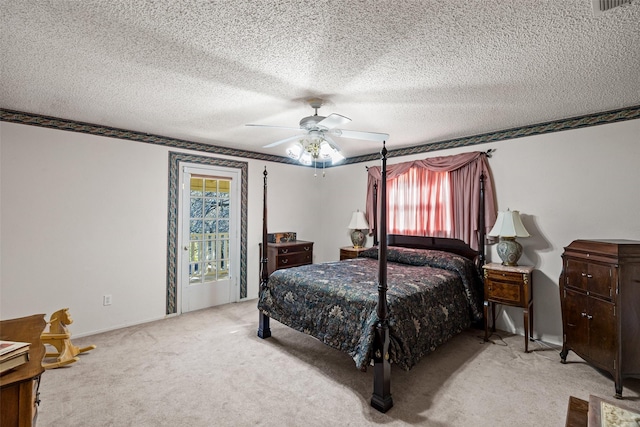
[
  {"xmin": 190, "ymin": 198, "xmax": 203, "ymax": 219},
  {"xmin": 190, "ymin": 220, "xmax": 203, "ymax": 234},
  {"xmin": 217, "ymin": 239, "xmax": 229, "ymax": 260},
  {"xmin": 204, "ymin": 262, "xmax": 216, "ymax": 281},
  {"xmin": 219, "ymin": 201, "xmax": 229, "ymax": 219},
  {"xmin": 204, "ymin": 198, "xmax": 217, "ymax": 218},
  {"xmin": 189, "ymin": 241, "xmax": 202, "ymax": 262},
  {"xmin": 204, "ymin": 179, "xmax": 217, "ymax": 197},
  {"xmin": 189, "ymin": 263, "xmax": 202, "ymax": 283},
  {"xmin": 190, "ymin": 178, "xmax": 203, "ymax": 196},
  {"xmin": 204, "ymin": 220, "xmax": 216, "ymax": 234},
  {"xmin": 219, "ymin": 180, "xmax": 230, "ymax": 199},
  {"xmin": 204, "ymin": 240, "xmax": 215, "ymax": 261},
  {"xmin": 218, "ymin": 219, "xmax": 229, "ymax": 234},
  {"xmin": 217, "ymin": 261, "xmax": 229, "ymax": 279}
]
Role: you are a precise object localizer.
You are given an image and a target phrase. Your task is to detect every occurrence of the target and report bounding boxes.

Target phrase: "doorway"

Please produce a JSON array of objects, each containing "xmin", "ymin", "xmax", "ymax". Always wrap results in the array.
[{"xmin": 180, "ymin": 167, "xmax": 240, "ymax": 312}]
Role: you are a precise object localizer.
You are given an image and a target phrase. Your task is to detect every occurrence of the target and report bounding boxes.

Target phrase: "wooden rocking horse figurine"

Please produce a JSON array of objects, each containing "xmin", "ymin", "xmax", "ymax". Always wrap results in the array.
[{"xmin": 41, "ymin": 308, "xmax": 96, "ymax": 369}]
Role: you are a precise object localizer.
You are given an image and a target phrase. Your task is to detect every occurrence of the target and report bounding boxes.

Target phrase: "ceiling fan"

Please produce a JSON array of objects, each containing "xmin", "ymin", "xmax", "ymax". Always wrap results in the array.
[{"xmin": 246, "ymin": 99, "xmax": 389, "ymax": 165}]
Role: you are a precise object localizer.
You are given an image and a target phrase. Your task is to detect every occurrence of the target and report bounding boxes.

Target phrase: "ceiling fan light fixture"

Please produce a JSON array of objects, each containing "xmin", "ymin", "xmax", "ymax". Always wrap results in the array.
[
  {"xmin": 319, "ymin": 140, "xmax": 334, "ymax": 159},
  {"xmin": 286, "ymin": 142, "xmax": 304, "ymax": 160},
  {"xmin": 249, "ymin": 98, "xmax": 384, "ymax": 170},
  {"xmin": 299, "ymin": 150, "xmax": 313, "ymax": 166},
  {"xmin": 330, "ymin": 149, "xmax": 345, "ymax": 165}
]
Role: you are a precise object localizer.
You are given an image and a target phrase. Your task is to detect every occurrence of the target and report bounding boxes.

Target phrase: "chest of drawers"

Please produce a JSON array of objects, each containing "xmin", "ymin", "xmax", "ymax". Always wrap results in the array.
[
  {"xmin": 266, "ymin": 240, "xmax": 313, "ymax": 275},
  {"xmin": 559, "ymin": 239, "xmax": 640, "ymax": 398}
]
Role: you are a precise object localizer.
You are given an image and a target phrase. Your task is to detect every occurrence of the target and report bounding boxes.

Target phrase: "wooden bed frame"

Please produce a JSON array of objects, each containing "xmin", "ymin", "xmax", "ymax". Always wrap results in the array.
[{"xmin": 258, "ymin": 143, "xmax": 486, "ymax": 413}]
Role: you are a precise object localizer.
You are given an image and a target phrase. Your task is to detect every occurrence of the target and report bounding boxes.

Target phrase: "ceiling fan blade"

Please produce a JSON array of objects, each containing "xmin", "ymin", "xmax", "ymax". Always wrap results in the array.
[
  {"xmin": 263, "ymin": 134, "xmax": 304, "ymax": 148},
  {"xmin": 317, "ymin": 113, "xmax": 351, "ymax": 130},
  {"xmin": 332, "ymin": 129, "xmax": 389, "ymax": 142},
  {"xmin": 246, "ymin": 124, "xmax": 302, "ymax": 131},
  {"xmin": 322, "ymin": 134, "xmax": 341, "ymax": 150}
]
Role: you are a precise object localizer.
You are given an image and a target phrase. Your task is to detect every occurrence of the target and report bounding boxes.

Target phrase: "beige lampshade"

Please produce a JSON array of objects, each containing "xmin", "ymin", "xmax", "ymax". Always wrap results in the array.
[
  {"xmin": 488, "ymin": 209, "xmax": 530, "ymax": 238},
  {"xmin": 348, "ymin": 210, "xmax": 369, "ymax": 230}
]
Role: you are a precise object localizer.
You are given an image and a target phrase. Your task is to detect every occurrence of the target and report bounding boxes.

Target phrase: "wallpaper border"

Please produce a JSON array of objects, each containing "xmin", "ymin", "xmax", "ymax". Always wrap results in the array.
[
  {"xmin": 2, "ymin": 105, "xmax": 639, "ymax": 166},
  {"xmin": 167, "ymin": 152, "xmax": 248, "ymax": 314}
]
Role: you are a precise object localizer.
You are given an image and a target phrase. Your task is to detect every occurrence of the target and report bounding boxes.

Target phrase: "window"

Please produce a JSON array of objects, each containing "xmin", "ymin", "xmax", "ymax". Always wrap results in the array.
[
  {"xmin": 387, "ymin": 167, "xmax": 452, "ymax": 236},
  {"xmin": 188, "ymin": 177, "xmax": 231, "ymax": 283},
  {"xmin": 367, "ymin": 151, "xmax": 496, "ymax": 251}
]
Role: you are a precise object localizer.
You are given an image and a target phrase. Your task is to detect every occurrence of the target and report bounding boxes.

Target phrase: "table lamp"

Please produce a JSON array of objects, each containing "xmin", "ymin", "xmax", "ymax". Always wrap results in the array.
[
  {"xmin": 348, "ymin": 210, "xmax": 369, "ymax": 248},
  {"xmin": 488, "ymin": 209, "xmax": 530, "ymax": 266}
]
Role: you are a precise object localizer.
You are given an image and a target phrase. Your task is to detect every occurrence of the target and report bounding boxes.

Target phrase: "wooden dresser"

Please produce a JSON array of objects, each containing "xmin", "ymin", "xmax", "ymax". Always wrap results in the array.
[
  {"xmin": 1, "ymin": 314, "xmax": 47, "ymax": 427},
  {"xmin": 559, "ymin": 239, "xmax": 640, "ymax": 398},
  {"xmin": 266, "ymin": 240, "xmax": 313, "ymax": 275}
]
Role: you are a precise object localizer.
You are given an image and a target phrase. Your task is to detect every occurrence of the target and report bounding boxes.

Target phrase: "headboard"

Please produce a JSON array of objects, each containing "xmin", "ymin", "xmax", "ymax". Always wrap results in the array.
[{"xmin": 387, "ymin": 234, "xmax": 479, "ymax": 262}]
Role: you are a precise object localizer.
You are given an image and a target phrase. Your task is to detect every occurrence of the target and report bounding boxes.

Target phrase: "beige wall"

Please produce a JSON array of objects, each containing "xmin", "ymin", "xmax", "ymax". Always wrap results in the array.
[
  {"xmin": 1, "ymin": 118, "xmax": 639, "ymax": 344},
  {"xmin": 313, "ymin": 118, "xmax": 640, "ymax": 345}
]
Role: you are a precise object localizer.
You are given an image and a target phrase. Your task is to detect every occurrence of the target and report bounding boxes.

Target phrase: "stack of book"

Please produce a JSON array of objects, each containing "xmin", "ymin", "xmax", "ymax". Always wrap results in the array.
[{"xmin": 0, "ymin": 340, "xmax": 30, "ymax": 374}]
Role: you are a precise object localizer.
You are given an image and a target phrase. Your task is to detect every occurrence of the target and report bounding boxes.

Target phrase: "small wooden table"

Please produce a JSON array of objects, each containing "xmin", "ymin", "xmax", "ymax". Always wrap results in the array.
[
  {"xmin": 565, "ymin": 395, "xmax": 640, "ymax": 426},
  {"xmin": 482, "ymin": 263, "xmax": 534, "ymax": 352},
  {"xmin": 1, "ymin": 314, "xmax": 47, "ymax": 427},
  {"xmin": 339, "ymin": 246, "xmax": 368, "ymax": 260},
  {"xmin": 565, "ymin": 396, "xmax": 589, "ymax": 427}
]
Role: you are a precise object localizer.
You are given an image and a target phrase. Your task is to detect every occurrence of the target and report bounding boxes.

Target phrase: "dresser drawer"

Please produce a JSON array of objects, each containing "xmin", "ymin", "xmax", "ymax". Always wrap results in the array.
[
  {"xmin": 483, "ymin": 265, "xmax": 532, "ymax": 307},
  {"xmin": 486, "ymin": 280, "xmax": 524, "ymax": 305},
  {"xmin": 485, "ymin": 269, "xmax": 523, "ymax": 283},
  {"xmin": 276, "ymin": 251, "xmax": 312, "ymax": 269},
  {"xmin": 276, "ymin": 243, "xmax": 312, "ymax": 255}
]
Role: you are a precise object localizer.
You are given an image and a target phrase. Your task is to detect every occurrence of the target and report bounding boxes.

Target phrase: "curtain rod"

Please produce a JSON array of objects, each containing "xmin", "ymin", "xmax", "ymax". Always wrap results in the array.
[{"xmin": 365, "ymin": 149, "xmax": 495, "ymax": 170}]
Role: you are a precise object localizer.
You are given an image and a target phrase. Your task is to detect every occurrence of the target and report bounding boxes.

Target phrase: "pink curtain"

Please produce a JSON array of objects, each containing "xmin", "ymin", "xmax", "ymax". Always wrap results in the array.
[
  {"xmin": 387, "ymin": 168, "xmax": 452, "ymax": 236},
  {"xmin": 366, "ymin": 151, "xmax": 496, "ymax": 250}
]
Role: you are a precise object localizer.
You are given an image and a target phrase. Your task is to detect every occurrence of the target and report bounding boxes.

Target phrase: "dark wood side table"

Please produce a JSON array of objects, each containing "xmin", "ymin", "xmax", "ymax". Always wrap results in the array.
[
  {"xmin": 339, "ymin": 246, "xmax": 368, "ymax": 260},
  {"xmin": 482, "ymin": 263, "xmax": 534, "ymax": 352}
]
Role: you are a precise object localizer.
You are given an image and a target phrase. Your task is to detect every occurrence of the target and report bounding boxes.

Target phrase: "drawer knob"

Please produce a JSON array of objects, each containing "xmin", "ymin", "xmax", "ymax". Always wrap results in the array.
[
  {"xmin": 304, "ymin": 246, "xmax": 310, "ymax": 251},
  {"xmin": 281, "ymin": 259, "xmax": 288, "ymax": 264},
  {"xmin": 282, "ymin": 249, "xmax": 289, "ymax": 254},
  {"xmin": 586, "ymin": 274, "xmax": 593, "ymax": 278},
  {"xmin": 581, "ymin": 273, "xmax": 587, "ymax": 277}
]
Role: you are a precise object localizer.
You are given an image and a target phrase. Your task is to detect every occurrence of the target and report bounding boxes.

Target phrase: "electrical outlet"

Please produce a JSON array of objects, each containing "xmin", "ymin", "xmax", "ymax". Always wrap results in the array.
[{"xmin": 103, "ymin": 294, "xmax": 112, "ymax": 306}]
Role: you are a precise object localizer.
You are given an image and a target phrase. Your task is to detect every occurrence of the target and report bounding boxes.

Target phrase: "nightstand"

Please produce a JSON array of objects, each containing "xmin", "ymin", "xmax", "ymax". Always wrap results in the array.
[
  {"xmin": 339, "ymin": 246, "xmax": 368, "ymax": 260},
  {"xmin": 482, "ymin": 263, "xmax": 534, "ymax": 352}
]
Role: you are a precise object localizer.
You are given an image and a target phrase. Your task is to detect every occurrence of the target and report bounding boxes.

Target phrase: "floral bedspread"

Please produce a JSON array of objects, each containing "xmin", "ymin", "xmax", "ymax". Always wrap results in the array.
[{"xmin": 257, "ymin": 246, "xmax": 483, "ymax": 371}]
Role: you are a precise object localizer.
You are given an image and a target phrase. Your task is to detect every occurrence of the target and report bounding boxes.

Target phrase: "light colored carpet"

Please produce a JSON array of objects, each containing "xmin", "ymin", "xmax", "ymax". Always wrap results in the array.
[{"xmin": 37, "ymin": 300, "xmax": 640, "ymax": 426}]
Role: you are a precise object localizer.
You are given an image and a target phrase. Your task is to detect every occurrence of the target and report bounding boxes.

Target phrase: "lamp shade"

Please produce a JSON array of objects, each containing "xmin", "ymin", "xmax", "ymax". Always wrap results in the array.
[
  {"xmin": 348, "ymin": 210, "xmax": 369, "ymax": 230},
  {"xmin": 488, "ymin": 209, "xmax": 530, "ymax": 238}
]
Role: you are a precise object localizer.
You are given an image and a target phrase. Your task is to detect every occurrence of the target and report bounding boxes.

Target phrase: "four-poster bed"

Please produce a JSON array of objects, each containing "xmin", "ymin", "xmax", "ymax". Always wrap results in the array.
[{"xmin": 258, "ymin": 144, "xmax": 487, "ymax": 413}]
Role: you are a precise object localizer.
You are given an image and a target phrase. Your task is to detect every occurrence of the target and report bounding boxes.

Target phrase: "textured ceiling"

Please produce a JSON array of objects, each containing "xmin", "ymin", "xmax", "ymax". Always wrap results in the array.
[{"xmin": 1, "ymin": 1, "xmax": 639, "ymax": 159}]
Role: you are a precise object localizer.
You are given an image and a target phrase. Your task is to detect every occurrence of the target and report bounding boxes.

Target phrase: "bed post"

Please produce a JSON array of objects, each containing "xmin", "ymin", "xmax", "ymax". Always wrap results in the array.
[
  {"xmin": 372, "ymin": 181, "xmax": 379, "ymax": 246},
  {"xmin": 258, "ymin": 167, "xmax": 271, "ymax": 339},
  {"xmin": 478, "ymin": 173, "xmax": 486, "ymax": 270},
  {"xmin": 371, "ymin": 142, "xmax": 393, "ymax": 413}
]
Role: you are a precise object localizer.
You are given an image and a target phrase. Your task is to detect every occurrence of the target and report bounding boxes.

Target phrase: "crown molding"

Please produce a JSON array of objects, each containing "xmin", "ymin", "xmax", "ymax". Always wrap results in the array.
[{"xmin": 2, "ymin": 105, "xmax": 639, "ymax": 166}]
